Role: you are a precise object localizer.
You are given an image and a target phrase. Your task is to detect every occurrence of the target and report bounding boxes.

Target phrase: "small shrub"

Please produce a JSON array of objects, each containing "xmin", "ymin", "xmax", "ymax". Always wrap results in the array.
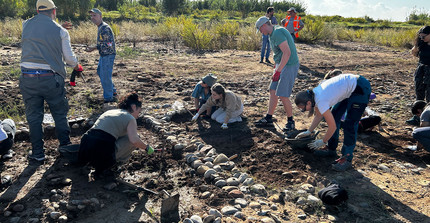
[
  {"xmin": 299, "ymin": 17, "xmax": 334, "ymax": 44},
  {"xmin": 213, "ymin": 21, "xmax": 239, "ymax": 49},
  {"xmin": 117, "ymin": 46, "xmax": 141, "ymax": 58},
  {"xmin": 181, "ymin": 22, "xmax": 212, "ymax": 50},
  {"xmin": 69, "ymin": 21, "xmax": 97, "ymax": 45},
  {"xmin": 237, "ymin": 25, "xmax": 260, "ymax": 51}
]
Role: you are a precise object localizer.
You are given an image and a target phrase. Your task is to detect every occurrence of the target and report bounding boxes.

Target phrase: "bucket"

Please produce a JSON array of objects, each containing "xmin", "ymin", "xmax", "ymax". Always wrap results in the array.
[{"xmin": 285, "ymin": 130, "xmax": 319, "ymax": 150}]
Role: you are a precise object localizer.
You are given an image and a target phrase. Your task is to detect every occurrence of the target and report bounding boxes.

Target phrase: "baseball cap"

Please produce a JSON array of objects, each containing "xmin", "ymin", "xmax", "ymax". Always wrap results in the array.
[
  {"xmin": 288, "ymin": 7, "xmax": 297, "ymax": 13},
  {"xmin": 89, "ymin": 8, "xmax": 102, "ymax": 15},
  {"xmin": 255, "ymin": 16, "xmax": 270, "ymax": 33},
  {"xmin": 36, "ymin": 0, "xmax": 56, "ymax": 11}
]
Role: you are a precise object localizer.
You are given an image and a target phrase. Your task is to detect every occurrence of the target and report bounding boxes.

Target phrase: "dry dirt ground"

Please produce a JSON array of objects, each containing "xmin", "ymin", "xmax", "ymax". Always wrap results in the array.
[{"xmin": 0, "ymin": 38, "xmax": 429, "ymax": 223}]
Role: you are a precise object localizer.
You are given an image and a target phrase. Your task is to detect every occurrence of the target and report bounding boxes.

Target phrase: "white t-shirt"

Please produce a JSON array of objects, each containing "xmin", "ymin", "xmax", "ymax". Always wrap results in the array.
[
  {"xmin": 0, "ymin": 125, "xmax": 7, "ymax": 142},
  {"xmin": 313, "ymin": 74, "xmax": 359, "ymax": 114}
]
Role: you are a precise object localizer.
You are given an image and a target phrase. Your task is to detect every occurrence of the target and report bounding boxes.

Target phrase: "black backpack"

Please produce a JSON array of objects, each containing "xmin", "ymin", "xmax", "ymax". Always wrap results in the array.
[{"xmin": 318, "ymin": 183, "xmax": 348, "ymax": 205}]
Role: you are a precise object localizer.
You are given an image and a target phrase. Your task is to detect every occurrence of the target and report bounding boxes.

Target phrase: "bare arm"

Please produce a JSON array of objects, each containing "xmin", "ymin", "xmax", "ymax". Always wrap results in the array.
[
  {"xmin": 412, "ymin": 46, "xmax": 419, "ymax": 57},
  {"xmin": 194, "ymin": 98, "xmax": 200, "ymax": 110},
  {"xmin": 276, "ymin": 40, "xmax": 291, "ymax": 72},
  {"xmin": 127, "ymin": 119, "xmax": 149, "ymax": 151}
]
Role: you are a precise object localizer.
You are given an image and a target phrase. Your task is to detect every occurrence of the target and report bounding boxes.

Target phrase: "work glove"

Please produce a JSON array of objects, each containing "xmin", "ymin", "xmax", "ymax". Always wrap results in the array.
[
  {"xmin": 295, "ymin": 130, "xmax": 311, "ymax": 139},
  {"xmin": 272, "ymin": 70, "xmax": 281, "ymax": 82},
  {"xmin": 146, "ymin": 145, "xmax": 154, "ymax": 155},
  {"xmin": 191, "ymin": 113, "xmax": 199, "ymax": 121},
  {"xmin": 308, "ymin": 139, "xmax": 327, "ymax": 150},
  {"xmin": 70, "ymin": 64, "xmax": 83, "ymax": 86},
  {"xmin": 221, "ymin": 123, "xmax": 228, "ymax": 129}
]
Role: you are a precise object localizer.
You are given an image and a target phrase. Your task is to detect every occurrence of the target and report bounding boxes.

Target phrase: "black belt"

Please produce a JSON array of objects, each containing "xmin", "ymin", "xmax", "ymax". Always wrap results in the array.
[{"xmin": 22, "ymin": 73, "xmax": 55, "ymax": 77}]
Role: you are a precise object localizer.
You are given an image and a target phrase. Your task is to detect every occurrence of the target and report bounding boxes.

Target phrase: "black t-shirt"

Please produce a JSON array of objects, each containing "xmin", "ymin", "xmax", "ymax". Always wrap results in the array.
[{"xmin": 419, "ymin": 43, "xmax": 430, "ymax": 65}]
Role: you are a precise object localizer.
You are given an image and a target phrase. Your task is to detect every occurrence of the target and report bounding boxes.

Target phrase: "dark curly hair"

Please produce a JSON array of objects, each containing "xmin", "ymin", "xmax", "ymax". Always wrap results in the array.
[
  {"xmin": 411, "ymin": 100, "xmax": 427, "ymax": 115},
  {"xmin": 414, "ymin": 26, "xmax": 430, "ymax": 50},
  {"xmin": 118, "ymin": 93, "xmax": 142, "ymax": 113}
]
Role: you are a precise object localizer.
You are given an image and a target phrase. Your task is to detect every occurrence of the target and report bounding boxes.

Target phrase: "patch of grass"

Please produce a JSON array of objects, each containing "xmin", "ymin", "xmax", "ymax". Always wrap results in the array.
[
  {"xmin": 0, "ymin": 100, "xmax": 25, "ymax": 122},
  {"xmin": 117, "ymin": 46, "xmax": 142, "ymax": 58}
]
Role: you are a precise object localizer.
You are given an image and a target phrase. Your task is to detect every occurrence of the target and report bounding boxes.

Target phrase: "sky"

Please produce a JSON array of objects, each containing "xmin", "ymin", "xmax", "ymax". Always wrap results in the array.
[{"xmin": 300, "ymin": 0, "xmax": 430, "ymax": 22}]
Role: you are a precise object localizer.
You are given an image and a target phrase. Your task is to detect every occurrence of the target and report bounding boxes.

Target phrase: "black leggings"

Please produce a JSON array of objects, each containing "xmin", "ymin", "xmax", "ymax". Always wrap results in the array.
[{"xmin": 78, "ymin": 129, "xmax": 116, "ymax": 174}]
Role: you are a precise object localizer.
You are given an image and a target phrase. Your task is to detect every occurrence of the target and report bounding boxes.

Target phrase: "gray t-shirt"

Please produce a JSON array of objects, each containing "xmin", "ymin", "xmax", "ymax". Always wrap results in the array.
[
  {"xmin": 420, "ymin": 106, "xmax": 430, "ymax": 122},
  {"xmin": 92, "ymin": 109, "xmax": 135, "ymax": 139}
]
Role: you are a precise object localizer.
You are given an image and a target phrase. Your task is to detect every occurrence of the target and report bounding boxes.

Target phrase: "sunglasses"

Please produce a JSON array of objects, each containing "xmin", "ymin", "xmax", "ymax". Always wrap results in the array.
[{"xmin": 420, "ymin": 34, "xmax": 428, "ymax": 40}]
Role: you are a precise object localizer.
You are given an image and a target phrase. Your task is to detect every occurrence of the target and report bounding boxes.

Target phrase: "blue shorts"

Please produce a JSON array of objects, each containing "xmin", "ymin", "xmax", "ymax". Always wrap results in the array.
[{"xmin": 269, "ymin": 63, "xmax": 299, "ymax": 97}]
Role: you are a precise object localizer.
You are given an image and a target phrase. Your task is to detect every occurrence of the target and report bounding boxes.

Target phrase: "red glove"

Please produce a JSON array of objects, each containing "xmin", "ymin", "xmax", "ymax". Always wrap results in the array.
[
  {"xmin": 75, "ymin": 64, "xmax": 83, "ymax": 72},
  {"xmin": 272, "ymin": 71, "xmax": 281, "ymax": 82}
]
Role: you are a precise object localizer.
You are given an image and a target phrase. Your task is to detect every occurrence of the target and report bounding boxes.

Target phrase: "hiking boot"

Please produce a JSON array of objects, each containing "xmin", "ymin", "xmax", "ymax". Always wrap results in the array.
[
  {"xmin": 265, "ymin": 58, "xmax": 272, "ymax": 64},
  {"xmin": 283, "ymin": 120, "xmax": 296, "ymax": 132},
  {"xmin": 332, "ymin": 157, "xmax": 352, "ymax": 171},
  {"xmin": 259, "ymin": 58, "xmax": 264, "ymax": 63},
  {"xmin": 2, "ymin": 150, "xmax": 15, "ymax": 159},
  {"xmin": 405, "ymin": 115, "xmax": 420, "ymax": 126},
  {"xmin": 255, "ymin": 117, "xmax": 274, "ymax": 127},
  {"xmin": 313, "ymin": 146, "xmax": 337, "ymax": 157}
]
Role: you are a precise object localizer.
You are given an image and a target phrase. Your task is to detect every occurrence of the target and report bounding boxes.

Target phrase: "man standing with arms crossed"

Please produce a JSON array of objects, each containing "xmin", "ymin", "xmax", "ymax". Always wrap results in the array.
[
  {"xmin": 260, "ymin": 7, "xmax": 278, "ymax": 64},
  {"xmin": 86, "ymin": 8, "xmax": 117, "ymax": 103},
  {"xmin": 254, "ymin": 16, "xmax": 300, "ymax": 133},
  {"xmin": 20, "ymin": 0, "xmax": 82, "ymax": 162}
]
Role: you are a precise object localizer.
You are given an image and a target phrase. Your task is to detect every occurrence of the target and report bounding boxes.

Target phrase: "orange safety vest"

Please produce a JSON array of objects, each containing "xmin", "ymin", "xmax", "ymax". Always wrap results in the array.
[{"xmin": 284, "ymin": 15, "xmax": 301, "ymax": 38}]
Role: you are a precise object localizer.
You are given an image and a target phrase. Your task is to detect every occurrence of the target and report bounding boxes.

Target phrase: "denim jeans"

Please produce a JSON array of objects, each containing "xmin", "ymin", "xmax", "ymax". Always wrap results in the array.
[
  {"xmin": 413, "ymin": 127, "xmax": 430, "ymax": 152},
  {"xmin": 19, "ymin": 74, "xmax": 70, "ymax": 159},
  {"xmin": 290, "ymin": 33, "xmax": 296, "ymax": 42},
  {"xmin": 97, "ymin": 54, "xmax": 116, "ymax": 101},
  {"xmin": 328, "ymin": 76, "xmax": 371, "ymax": 161},
  {"xmin": 261, "ymin": 34, "xmax": 270, "ymax": 60}
]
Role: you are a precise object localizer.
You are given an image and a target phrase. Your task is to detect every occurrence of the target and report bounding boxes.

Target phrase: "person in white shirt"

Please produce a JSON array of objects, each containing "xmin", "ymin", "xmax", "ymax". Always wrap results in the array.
[
  {"xmin": 294, "ymin": 74, "xmax": 371, "ymax": 171},
  {"xmin": 0, "ymin": 119, "xmax": 16, "ymax": 159}
]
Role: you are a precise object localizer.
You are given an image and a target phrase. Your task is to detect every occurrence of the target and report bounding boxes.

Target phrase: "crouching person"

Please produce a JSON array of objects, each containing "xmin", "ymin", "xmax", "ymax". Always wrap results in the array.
[
  {"xmin": 59, "ymin": 93, "xmax": 155, "ymax": 177},
  {"xmin": 0, "ymin": 119, "xmax": 16, "ymax": 159},
  {"xmin": 412, "ymin": 101, "xmax": 430, "ymax": 152},
  {"xmin": 192, "ymin": 83, "xmax": 243, "ymax": 129}
]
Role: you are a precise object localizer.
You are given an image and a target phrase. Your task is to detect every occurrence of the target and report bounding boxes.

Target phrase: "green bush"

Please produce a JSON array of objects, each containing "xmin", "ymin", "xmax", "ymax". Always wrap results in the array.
[
  {"xmin": 181, "ymin": 21, "xmax": 212, "ymax": 50},
  {"xmin": 213, "ymin": 21, "xmax": 239, "ymax": 49},
  {"xmin": 237, "ymin": 25, "xmax": 260, "ymax": 51},
  {"xmin": 0, "ymin": 18, "xmax": 22, "ymax": 44},
  {"xmin": 299, "ymin": 17, "xmax": 334, "ymax": 44}
]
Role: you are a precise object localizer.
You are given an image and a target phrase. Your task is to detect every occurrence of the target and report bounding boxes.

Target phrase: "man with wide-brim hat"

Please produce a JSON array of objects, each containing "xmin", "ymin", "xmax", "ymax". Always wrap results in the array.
[
  {"xmin": 254, "ymin": 16, "xmax": 300, "ymax": 133},
  {"xmin": 192, "ymin": 73, "xmax": 218, "ymax": 116}
]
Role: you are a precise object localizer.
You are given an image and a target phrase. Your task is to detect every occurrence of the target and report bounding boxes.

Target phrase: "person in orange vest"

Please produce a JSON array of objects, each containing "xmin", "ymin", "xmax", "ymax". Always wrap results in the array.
[{"xmin": 281, "ymin": 7, "xmax": 304, "ymax": 42}]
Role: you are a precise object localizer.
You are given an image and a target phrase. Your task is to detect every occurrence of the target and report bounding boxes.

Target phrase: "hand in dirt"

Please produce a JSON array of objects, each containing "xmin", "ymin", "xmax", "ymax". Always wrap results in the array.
[
  {"xmin": 272, "ymin": 71, "xmax": 281, "ymax": 82},
  {"xmin": 191, "ymin": 113, "xmax": 199, "ymax": 122},
  {"xmin": 221, "ymin": 123, "xmax": 228, "ymax": 129},
  {"xmin": 296, "ymin": 130, "xmax": 311, "ymax": 139},
  {"xmin": 308, "ymin": 139, "xmax": 326, "ymax": 150},
  {"xmin": 62, "ymin": 21, "xmax": 72, "ymax": 30},
  {"xmin": 146, "ymin": 145, "xmax": 154, "ymax": 155}
]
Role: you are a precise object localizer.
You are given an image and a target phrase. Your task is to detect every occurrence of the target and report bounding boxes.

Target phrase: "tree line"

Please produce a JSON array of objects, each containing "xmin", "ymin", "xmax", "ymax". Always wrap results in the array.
[{"xmin": 0, "ymin": 0, "xmax": 305, "ymax": 19}]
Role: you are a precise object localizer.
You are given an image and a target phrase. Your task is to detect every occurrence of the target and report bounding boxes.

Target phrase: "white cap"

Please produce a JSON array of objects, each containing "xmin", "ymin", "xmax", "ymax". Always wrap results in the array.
[
  {"xmin": 255, "ymin": 16, "xmax": 270, "ymax": 33},
  {"xmin": 36, "ymin": 0, "xmax": 56, "ymax": 11}
]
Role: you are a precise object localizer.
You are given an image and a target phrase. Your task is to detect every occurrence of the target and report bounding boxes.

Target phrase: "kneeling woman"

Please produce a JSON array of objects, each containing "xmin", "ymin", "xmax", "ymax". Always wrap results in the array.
[
  {"xmin": 79, "ymin": 93, "xmax": 154, "ymax": 175},
  {"xmin": 192, "ymin": 83, "xmax": 243, "ymax": 129},
  {"xmin": 295, "ymin": 74, "xmax": 371, "ymax": 171}
]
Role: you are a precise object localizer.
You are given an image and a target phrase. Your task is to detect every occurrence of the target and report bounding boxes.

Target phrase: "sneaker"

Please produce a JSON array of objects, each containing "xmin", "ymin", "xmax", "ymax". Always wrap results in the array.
[
  {"xmin": 255, "ymin": 117, "xmax": 274, "ymax": 127},
  {"xmin": 313, "ymin": 146, "xmax": 337, "ymax": 157},
  {"xmin": 332, "ymin": 157, "xmax": 352, "ymax": 171},
  {"xmin": 104, "ymin": 97, "xmax": 118, "ymax": 103},
  {"xmin": 283, "ymin": 120, "xmax": 296, "ymax": 132},
  {"xmin": 265, "ymin": 58, "xmax": 272, "ymax": 64},
  {"xmin": 405, "ymin": 115, "xmax": 420, "ymax": 126},
  {"xmin": 28, "ymin": 154, "xmax": 45, "ymax": 162},
  {"xmin": 259, "ymin": 60, "xmax": 264, "ymax": 63},
  {"xmin": 2, "ymin": 150, "xmax": 15, "ymax": 159}
]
